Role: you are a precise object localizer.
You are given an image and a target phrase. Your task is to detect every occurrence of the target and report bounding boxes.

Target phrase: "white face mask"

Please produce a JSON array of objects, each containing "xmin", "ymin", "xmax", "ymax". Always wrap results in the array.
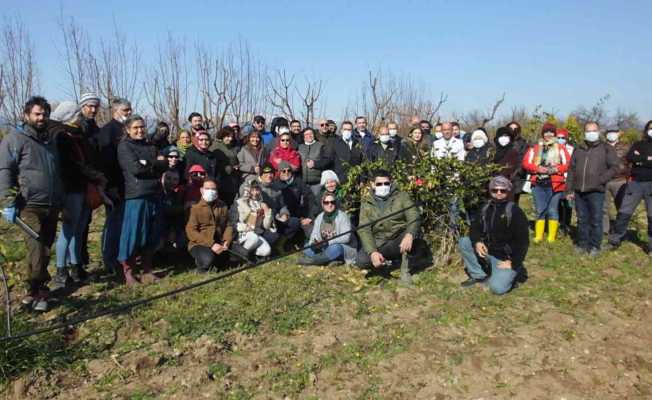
[
  {"xmin": 201, "ymin": 189, "xmax": 218, "ymax": 202},
  {"xmin": 606, "ymin": 132, "xmax": 619, "ymax": 142},
  {"xmin": 342, "ymin": 130, "xmax": 352, "ymax": 141},
  {"xmin": 584, "ymin": 130, "xmax": 600, "ymax": 142},
  {"xmin": 118, "ymin": 115, "xmax": 128, "ymax": 123},
  {"xmin": 472, "ymin": 139, "xmax": 486, "ymax": 149},
  {"xmin": 374, "ymin": 184, "xmax": 391, "ymax": 197},
  {"xmin": 434, "ymin": 131, "xmax": 443, "ymax": 139},
  {"xmin": 379, "ymin": 135, "xmax": 391, "ymax": 144},
  {"xmin": 304, "ymin": 139, "xmax": 315, "ymax": 145},
  {"xmin": 388, "ymin": 129, "xmax": 398, "ymax": 137},
  {"xmin": 647, "ymin": 130, "xmax": 652, "ymax": 138},
  {"xmin": 497, "ymin": 136, "xmax": 511, "ymax": 146}
]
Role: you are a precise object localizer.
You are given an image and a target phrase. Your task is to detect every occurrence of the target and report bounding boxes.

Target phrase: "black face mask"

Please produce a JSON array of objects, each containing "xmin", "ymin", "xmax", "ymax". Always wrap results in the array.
[{"xmin": 421, "ymin": 128, "xmax": 431, "ymax": 136}]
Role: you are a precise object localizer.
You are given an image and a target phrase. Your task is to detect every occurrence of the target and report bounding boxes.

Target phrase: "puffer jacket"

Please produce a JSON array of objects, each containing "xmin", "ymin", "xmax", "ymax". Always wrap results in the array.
[
  {"xmin": 298, "ymin": 141, "xmax": 327, "ymax": 185},
  {"xmin": 566, "ymin": 141, "xmax": 619, "ymax": 193},
  {"xmin": 118, "ymin": 136, "xmax": 168, "ymax": 200},
  {"xmin": 0, "ymin": 123, "xmax": 64, "ymax": 208},
  {"xmin": 522, "ymin": 142, "xmax": 570, "ymax": 192},
  {"xmin": 357, "ymin": 186, "xmax": 421, "ymax": 254}
]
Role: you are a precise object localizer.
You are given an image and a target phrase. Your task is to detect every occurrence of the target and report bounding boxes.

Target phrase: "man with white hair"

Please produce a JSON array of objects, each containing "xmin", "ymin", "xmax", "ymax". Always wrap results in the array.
[{"xmin": 432, "ymin": 121, "xmax": 465, "ymax": 161}]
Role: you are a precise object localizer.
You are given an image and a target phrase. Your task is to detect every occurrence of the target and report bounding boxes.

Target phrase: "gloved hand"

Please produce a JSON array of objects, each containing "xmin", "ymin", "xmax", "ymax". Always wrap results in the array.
[{"xmin": 2, "ymin": 206, "xmax": 17, "ymax": 224}]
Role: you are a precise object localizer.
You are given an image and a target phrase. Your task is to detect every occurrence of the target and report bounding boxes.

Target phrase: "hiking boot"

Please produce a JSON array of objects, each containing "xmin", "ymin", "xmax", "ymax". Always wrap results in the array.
[
  {"xmin": 69, "ymin": 264, "xmax": 89, "ymax": 284},
  {"xmin": 50, "ymin": 268, "xmax": 69, "ymax": 291},
  {"xmin": 460, "ymin": 277, "xmax": 488, "ymax": 288}
]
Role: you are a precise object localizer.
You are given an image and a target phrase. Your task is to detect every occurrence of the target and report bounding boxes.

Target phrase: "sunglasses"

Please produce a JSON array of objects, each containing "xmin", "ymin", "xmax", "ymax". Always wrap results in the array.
[
  {"xmin": 322, "ymin": 200, "xmax": 336, "ymax": 205},
  {"xmin": 191, "ymin": 173, "xmax": 206, "ymax": 178},
  {"xmin": 280, "ymin": 139, "xmax": 290, "ymax": 142},
  {"xmin": 491, "ymin": 188, "xmax": 508, "ymax": 194},
  {"xmin": 167, "ymin": 155, "xmax": 179, "ymax": 159},
  {"xmin": 375, "ymin": 181, "xmax": 391, "ymax": 187},
  {"xmin": 280, "ymin": 168, "xmax": 292, "ymax": 173},
  {"xmin": 320, "ymin": 123, "xmax": 327, "ymax": 127}
]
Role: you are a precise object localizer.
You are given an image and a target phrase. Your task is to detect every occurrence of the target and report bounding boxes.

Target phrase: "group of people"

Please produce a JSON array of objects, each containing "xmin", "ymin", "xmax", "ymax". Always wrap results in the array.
[{"xmin": 1, "ymin": 94, "xmax": 651, "ymax": 312}]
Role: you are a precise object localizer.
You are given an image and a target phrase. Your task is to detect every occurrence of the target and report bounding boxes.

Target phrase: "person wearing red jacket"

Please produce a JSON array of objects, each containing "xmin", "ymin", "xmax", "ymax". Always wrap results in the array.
[
  {"xmin": 268, "ymin": 131, "xmax": 301, "ymax": 175},
  {"xmin": 522, "ymin": 123, "xmax": 571, "ymax": 243}
]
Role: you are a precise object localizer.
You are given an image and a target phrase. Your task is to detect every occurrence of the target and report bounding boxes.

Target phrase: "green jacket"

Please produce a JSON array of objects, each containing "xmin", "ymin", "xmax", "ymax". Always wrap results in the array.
[{"xmin": 357, "ymin": 186, "xmax": 421, "ymax": 254}]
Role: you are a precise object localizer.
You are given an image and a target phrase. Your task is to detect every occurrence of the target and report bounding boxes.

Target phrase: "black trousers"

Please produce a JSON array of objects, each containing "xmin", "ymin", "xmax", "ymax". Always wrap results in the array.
[{"xmin": 190, "ymin": 246, "xmax": 229, "ymax": 270}]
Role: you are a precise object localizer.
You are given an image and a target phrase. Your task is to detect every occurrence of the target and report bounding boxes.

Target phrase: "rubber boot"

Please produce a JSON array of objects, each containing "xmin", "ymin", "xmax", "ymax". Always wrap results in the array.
[
  {"xmin": 534, "ymin": 220, "xmax": 546, "ymax": 244},
  {"xmin": 140, "ymin": 252, "xmax": 160, "ymax": 284},
  {"xmin": 399, "ymin": 253, "xmax": 414, "ymax": 287},
  {"xmin": 121, "ymin": 261, "xmax": 139, "ymax": 286},
  {"xmin": 547, "ymin": 220, "xmax": 559, "ymax": 243}
]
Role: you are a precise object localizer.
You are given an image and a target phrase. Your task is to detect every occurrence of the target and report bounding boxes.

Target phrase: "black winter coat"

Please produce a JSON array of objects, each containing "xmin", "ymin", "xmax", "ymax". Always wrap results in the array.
[
  {"xmin": 330, "ymin": 137, "xmax": 364, "ymax": 183},
  {"xmin": 184, "ymin": 146, "xmax": 219, "ymax": 180},
  {"xmin": 97, "ymin": 119, "xmax": 126, "ymax": 196},
  {"xmin": 118, "ymin": 136, "xmax": 168, "ymax": 200}
]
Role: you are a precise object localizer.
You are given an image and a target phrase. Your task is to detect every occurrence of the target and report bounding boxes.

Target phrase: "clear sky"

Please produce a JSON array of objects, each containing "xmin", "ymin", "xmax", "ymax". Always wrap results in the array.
[{"xmin": 3, "ymin": 0, "xmax": 651, "ymax": 121}]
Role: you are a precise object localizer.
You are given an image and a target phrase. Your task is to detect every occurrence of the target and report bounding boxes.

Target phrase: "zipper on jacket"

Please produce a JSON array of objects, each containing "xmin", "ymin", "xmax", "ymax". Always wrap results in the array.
[{"xmin": 580, "ymin": 146, "xmax": 590, "ymax": 193}]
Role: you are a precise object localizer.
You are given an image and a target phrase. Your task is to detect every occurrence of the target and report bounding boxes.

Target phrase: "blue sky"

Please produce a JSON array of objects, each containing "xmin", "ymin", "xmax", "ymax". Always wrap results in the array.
[{"xmin": 4, "ymin": 0, "xmax": 651, "ymax": 121}]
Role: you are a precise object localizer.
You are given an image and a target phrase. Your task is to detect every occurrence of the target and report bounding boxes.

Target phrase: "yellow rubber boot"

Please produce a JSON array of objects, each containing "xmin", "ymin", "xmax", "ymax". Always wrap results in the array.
[
  {"xmin": 534, "ymin": 220, "xmax": 546, "ymax": 243},
  {"xmin": 547, "ymin": 220, "xmax": 559, "ymax": 243}
]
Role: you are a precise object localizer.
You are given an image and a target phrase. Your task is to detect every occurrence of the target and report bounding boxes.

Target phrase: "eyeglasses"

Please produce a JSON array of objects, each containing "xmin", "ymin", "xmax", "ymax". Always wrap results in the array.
[
  {"xmin": 198, "ymin": 138, "xmax": 210, "ymax": 142},
  {"xmin": 167, "ymin": 155, "xmax": 179, "ymax": 159},
  {"xmin": 280, "ymin": 168, "xmax": 292, "ymax": 173},
  {"xmin": 375, "ymin": 181, "xmax": 391, "ymax": 187},
  {"xmin": 320, "ymin": 123, "xmax": 327, "ymax": 127},
  {"xmin": 322, "ymin": 200, "xmax": 336, "ymax": 205},
  {"xmin": 491, "ymin": 188, "xmax": 508, "ymax": 194}
]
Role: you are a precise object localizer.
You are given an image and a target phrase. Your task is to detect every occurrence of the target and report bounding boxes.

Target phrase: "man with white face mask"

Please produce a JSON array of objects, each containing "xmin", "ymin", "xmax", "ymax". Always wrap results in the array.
[
  {"xmin": 356, "ymin": 170, "xmax": 430, "ymax": 285},
  {"xmin": 186, "ymin": 179, "xmax": 234, "ymax": 273},
  {"xmin": 602, "ymin": 129, "xmax": 630, "ymax": 234},
  {"xmin": 566, "ymin": 122, "xmax": 619, "ymax": 257},
  {"xmin": 366, "ymin": 126, "xmax": 407, "ymax": 166},
  {"xmin": 432, "ymin": 122, "xmax": 466, "ymax": 161},
  {"xmin": 329, "ymin": 120, "xmax": 363, "ymax": 183},
  {"xmin": 608, "ymin": 120, "xmax": 652, "ymax": 256}
]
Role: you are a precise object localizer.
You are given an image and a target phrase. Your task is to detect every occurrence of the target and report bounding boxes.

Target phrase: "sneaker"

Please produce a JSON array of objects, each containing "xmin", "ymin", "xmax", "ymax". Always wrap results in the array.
[
  {"xmin": 604, "ymin": 242, "xmax": 619, "ymax": 251},
  {"xmin": 21, "ymin": 294, "xmax": 35, "ymax": 307},
  {"xmin": 574, "ymin": 246, "xmax": 589, "ymax": 255},
  {"xmin": 32, "ymin": 290, "xmax": 49, "ymax": 312},
  {"xmin": 50, "ymin": 268, "xmax": 69, "ymax": 291},
  {"xmin": 460, "ymin": 277, "xmax": 487, "ymax": 288},
  {"xmin": 589, "ymin": 248, "xmax": 602, "ymax": 258}
]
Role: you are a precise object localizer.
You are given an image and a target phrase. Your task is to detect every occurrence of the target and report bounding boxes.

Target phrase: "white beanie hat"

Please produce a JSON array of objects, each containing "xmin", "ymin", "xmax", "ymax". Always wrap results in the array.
[
  {"xmin": 320, "ymin": 170, "xmax": 339, "ymax": 186},
  {"xmin": 471, "ymin": 129, "xmax": 488, "ymax": 142},
  {"xmin": 79, "ymin": 92, "xmax": 100, "ymax": 107},
  {"xmin": 51, "ymin": 101, "xmax": 80, "ymax": 123}
]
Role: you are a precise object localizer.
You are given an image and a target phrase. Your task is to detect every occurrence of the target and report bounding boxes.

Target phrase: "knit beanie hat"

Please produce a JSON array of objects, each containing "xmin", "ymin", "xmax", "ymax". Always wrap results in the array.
[
  {"xmin": 541, "ymin": 122, "xmax": 557, "ymax": 135},
  {"xmin": 489, "ymin": 175, "xmax": 513, "ymax": 192},
  {"xmin": 79, "ymin": 92, "xmax": 100, "ymax": 107},
  {"xmin": 320, "ymin": 170, "xmax": 339, "ymax": 186}
]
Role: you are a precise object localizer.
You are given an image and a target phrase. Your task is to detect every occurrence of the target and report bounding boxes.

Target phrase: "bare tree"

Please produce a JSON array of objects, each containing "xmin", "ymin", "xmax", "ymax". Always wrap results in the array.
[
  {"xmin": 296, "ymin": 77, "xmax": 323, "ymax": 126},
  {"xmin": 612, "ymin": 108, "xmax": 641, "ymax": 131},
  {"xmin": 573, "ymin": 94, "xmax": 611, "ymax": 127},
  {"xmin": 266, "ymin": 69, "xmax": 296, "ymax": 121},
  {"xmin": 143, "ymin": 33, "xmax": 189, "ymax": 132},
  {"xmin": 57, "ymin": 12, "xmax": 93, "ymax": 101},
  {"xmin": 0, "ymin": 17, "xmax": 39, "ymax": 126},
  {"xmin": 227, "ymin": 39, "xmax": 267, "ymax": 125}
]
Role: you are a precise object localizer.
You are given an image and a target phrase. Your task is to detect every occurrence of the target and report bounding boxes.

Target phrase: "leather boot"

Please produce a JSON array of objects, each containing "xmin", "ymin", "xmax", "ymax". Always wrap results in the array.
[{"xmin": 121, "ymin": 260, "xmax": 139, "ymax": 286}]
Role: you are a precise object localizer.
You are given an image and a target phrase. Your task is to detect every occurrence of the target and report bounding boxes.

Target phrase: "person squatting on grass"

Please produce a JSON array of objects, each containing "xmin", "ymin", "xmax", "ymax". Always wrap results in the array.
[{"xmin": 460, "ymin": 176, "xmax": 530, "ymax": 294}]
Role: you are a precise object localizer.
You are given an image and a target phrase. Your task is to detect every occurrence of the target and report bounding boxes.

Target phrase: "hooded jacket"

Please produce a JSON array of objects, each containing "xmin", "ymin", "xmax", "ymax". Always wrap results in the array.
[
  {"xmin": 357, "ymin": 186, "xmax": 421, "ymax": 254},
  {"xmin": 0, "ymin": 123, "xmax": 64, "ymax": 208},
  {"xmin": 566, "ymin": 141, "xmax": 619, "ymax": 193}
]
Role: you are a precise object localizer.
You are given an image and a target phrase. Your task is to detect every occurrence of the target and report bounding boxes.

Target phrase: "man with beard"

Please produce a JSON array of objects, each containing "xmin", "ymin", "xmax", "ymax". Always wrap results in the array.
[
  {"xmin": 188, "ymin": 112, "xmax": 206, "ymax": 147},
  {"xmin": 0, "ymin": 97, "xmax": 64, "ymax": 311}
]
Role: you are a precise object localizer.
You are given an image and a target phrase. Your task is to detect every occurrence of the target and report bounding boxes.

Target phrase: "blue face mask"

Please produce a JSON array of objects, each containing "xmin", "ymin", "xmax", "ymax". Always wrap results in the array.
[{"xmin": 557, "ymin": 138, "xmax": 567, "ymax": 145}]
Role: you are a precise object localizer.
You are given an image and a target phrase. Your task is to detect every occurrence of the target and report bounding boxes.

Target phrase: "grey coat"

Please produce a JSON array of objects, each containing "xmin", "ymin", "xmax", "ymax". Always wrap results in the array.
[
  {"xmin": 0, "ymin": 123, "xmax": 64, "ymax": 208},
  {"xmin": 566, "ymin": 141, "xmax": 620, "ymax": 193}
]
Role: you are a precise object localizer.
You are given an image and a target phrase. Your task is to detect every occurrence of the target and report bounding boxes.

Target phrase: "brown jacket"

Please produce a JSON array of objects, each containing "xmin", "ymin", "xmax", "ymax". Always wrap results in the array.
[{"xmin": 186, "ymin": 199, "xmax": 234, "ymax": 251}]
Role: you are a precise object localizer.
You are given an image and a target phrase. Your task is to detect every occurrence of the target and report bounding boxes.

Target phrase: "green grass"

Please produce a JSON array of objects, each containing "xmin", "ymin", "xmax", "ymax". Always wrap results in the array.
[{"xmin": 1, "ymin": 196, "xmax": 652, "ymax": 398}]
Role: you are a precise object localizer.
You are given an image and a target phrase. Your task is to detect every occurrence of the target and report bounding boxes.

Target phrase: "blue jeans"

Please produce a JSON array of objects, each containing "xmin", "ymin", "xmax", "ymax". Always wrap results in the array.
[
  {"xmin": 102, "ymin": 202, "xmax": 124, "ymax": 273},
  {"xmin": 574, "ymin": 191, "xmax": 605, "ymax": 250},
  {"xmin": 55, "ymin": 193, "xmax": 90, "ymax": 268},
  {"xmin": 304, "ymin": 244, "xmax": 344, "ymax": 261},
  {"xmin": 532, "ymin": 186, "xmax": 562, "ymax": 220},
  {"xmin": 458, "ymin": 236, "xmax": 486, "ymax": 280}
]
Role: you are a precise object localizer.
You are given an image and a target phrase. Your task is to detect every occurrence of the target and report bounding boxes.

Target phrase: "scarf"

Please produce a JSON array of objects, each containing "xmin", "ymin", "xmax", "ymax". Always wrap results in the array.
[
  {"xmin": 534, "ymin": 140, "xmax": 561, "ymax": 167},
  {"xmin": 323, "ymin": 209, "xmax": 338, "ymax": 224},
  {"xmin": 176, "ymin": 139, "xmax": 191, "ymax": 155}
]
